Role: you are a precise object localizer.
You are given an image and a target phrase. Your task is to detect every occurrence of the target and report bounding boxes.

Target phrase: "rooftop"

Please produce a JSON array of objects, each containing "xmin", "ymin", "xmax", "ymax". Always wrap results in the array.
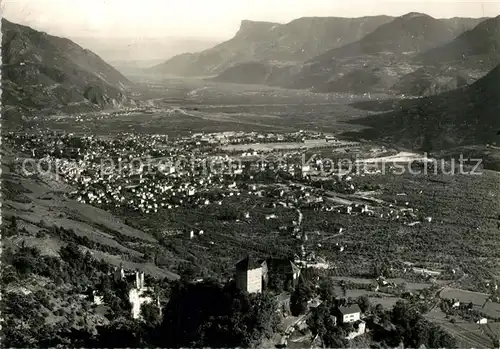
[
  {"xmin": 267, "ymin": 258, "xmax": 301, "ymax": 274},
  {"xmin": 338, "ymin": 304, "xmax": 362, "ymax": 315},
  {"xmin": 235, "ymin": 255, "xmax": 266, "ymax": 271}
]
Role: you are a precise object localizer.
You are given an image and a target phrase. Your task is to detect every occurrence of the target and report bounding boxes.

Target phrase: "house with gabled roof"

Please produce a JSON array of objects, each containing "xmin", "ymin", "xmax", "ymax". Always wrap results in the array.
[{"xmin": 336, "ymin": 304, "xmax": 362, "ymax": 324}]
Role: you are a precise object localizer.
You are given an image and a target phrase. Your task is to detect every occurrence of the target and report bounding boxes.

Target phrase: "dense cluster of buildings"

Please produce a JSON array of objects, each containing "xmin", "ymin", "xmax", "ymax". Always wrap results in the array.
[
  {"xmin": 5, "ymin": 130, "xmax": 364, "ymax": 215},
  {"xmin": 6, "ymin": 130, "xmax": 432, "ymax": 246}
]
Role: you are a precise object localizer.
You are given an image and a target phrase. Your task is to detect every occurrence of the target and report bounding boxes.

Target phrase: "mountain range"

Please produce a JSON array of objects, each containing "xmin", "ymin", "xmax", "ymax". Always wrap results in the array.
[
  {"xmin": 1, "ymin": 19, "xmax": 134, "ymax": 122},
  {"xmin": 149, "ymin": 16, "xmax": 395, "ymax": 76},
  {"xmin": 388, "ymin": 15, "xmax": 500, "ymax": 96},
  {"xmin": 3, "ymin": 14, "xmax": 499, "ymax": 153},
  {"xmin": 151, "ymin": 13, "xmax": 489, "ymax": 96},
  {"xmin": 416, "ymin": 15, "xmax": 500, "ymax": 69},
  {"xmin": 276, "ymin": 13, "xmax": 490, "ymax": 93},
  {"xmin": 308, "ymin": 13, "xmax": 468, "ymax": 60}
]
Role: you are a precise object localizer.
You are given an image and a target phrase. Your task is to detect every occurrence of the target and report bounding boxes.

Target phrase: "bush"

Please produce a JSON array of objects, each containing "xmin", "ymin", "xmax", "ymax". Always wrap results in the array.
[
  {"xmin": 141, "ymin": 302, "xmax": 162, "ymax": 326},
  {"xmin": 34, "ymin": 290, "xmax": 51, "ymax": 309}
]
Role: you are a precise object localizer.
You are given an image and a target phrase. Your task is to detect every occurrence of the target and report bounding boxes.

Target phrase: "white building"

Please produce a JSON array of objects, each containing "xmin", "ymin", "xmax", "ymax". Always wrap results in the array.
[
  {"xmin": 92, "ymin": 290, "xmax": 104, "ymax": 305},
  {"xmin": 476, "ymin": 317, "xmax": 488, "ymax": 324},
  {"xmin": 337, "ymin": 304, "xmax": 362, "ymax": 323}
]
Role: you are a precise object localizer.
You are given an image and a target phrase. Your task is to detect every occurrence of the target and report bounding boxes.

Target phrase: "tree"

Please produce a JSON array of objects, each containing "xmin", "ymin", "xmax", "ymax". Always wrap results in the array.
[
  {"xmin": 290, "ymin": 282, "xmax": 313, "ymax": 316},
  {"xmin": 217, "ymin": 206, "xmax": 239, "ymax": 221},
  {"xmin": 2, "ymin": 265, "xmax": 18, "ymax": 284},
  {"xmin": 318, "ymin": 279, "xmax": 336, "ymax": 304},
  {"xmin": 159, "ymin": 280, "xmax": 280, "ymax": 348},
  {"xmin": 143, "ymin": 250, "xmax": 154, "ymax": 263},
  {"xmin": 245, "ymin": 292, "xmax": 280, "ymax": 346},
  {"xmin": 179, "ymin": 263, "xmax": 200, "ymax": 282},
  {"xmin": 323, "ymin": 325, "xmax": 348, "ymax": 348},
  {"xmin": 94, "ymin": 319, "xmax": 149, "ymax": 348},
  {"xmin": 141, "ymin": 302, "xmax": 161, "ymax": 326},
  {"xmin": 307, "ymin": 302, "xmax": 348, "ymax": 347},
  {"xmin": 389, "ymin": 300, "xmax": 457, "ymax": 349},
  {"xmin": 342, "ymin": 322, "xmax": 355, "ymax": 335},
  {"xmin": 307, "ymin": 303, "xmax": 330, "ymax": 338},
  {"xmin": 11, "ymin": 216, "xmax": 18, "ymax": 230},
  {"xmin": 357, "ymin": 295, "xmax": 371, "ymax": 314},
  {"xmin": 373, "ymin": 303, "xmax": 384, "ymax": 317},
  {"xmin": 267, "ymin": 273, "xmax": 285, "ymax": 293}
]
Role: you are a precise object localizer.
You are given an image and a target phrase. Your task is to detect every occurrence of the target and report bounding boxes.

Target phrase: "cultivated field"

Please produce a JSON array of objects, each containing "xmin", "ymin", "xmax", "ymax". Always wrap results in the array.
[
  {"xmin": 25, "ymin": 78, "xmax": 380, "ymax": 137},
  {"xmin": 426, "ymin": 307, "xmax": 499, "ymax": 349},
  {"xmin": 440, "ymin": 287, "xmax": 500, "ymax": 319}
]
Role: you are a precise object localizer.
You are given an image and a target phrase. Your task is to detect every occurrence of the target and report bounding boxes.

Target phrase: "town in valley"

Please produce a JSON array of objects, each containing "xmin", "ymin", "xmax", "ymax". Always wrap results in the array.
[{"xmin": 2, "ymin": 1, "xmax": 500, "ymax": 348}]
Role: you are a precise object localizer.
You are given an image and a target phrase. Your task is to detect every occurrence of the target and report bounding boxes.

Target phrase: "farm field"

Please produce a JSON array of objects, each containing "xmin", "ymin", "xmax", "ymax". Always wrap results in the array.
[
  {"xmin": 329, "ymin": 275, "xmax": 449, "ymax": 310},
  {"xmin": 441, "ymin": 288, "xmax": 494, "ymax": 306},
  {"xmin": 330, "ymin": 276, "xmax": 435, "ymax": 290},
  {"xmin": 346, "ymin": 170, "xmax": 500, "ymax": 292},
  {"xmin": 24, "ymin": 77, "xmax": 380, "ymax": 138},
  {"xmin": 426, "ymin": 307, "xmax": 499, "ymax": 349},
  {"xmin": 221, "ymin": 140, "xmax": 358, "ymax": 152},
  {"xmin": 440, "ymin": 287, "xmax": 500, "ymax": 319},
  {"xmin": 2, "ymin": 157, "xmax": 179, "ymax": 281}
]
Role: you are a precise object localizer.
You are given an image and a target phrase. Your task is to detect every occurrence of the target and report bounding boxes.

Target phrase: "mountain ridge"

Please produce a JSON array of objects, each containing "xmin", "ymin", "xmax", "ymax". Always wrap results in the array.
[
  {"xmin": 347, "ymin": 64, "xmax": 500, "ymax": 150},
  {"xmin": 149, "ymin": 16, "xmax": 395, "ymax": 76},
  {"xmin": 416, "ymin": 15, "xmax": 500, "ymax": 69},
  {"xmin": 208, "ymin": 14, "xmax": 487, "ymax": 94},
  {"xmin": 1, "ymin": 18, "xmax": 135, "ymax": 123},
  {"xmin": 285, "ymin": 13, "xmax": 486, "ymax": 92}
]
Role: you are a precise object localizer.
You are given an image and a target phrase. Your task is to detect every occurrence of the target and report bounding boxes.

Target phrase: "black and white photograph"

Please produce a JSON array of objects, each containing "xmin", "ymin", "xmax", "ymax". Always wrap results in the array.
[{"xmin": 1, "ymin": 0, "xmax": 500, "ymax": 347}]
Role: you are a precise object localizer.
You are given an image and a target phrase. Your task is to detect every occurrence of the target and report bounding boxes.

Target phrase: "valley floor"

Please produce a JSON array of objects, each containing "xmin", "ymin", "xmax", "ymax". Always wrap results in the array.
[{"xmin": 5, "ymin": 77, "xmax": 500, "ymax": 348}]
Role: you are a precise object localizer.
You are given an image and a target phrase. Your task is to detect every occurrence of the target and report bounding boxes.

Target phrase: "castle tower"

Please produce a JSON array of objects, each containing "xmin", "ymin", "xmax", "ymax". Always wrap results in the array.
[
  {"xmin": 235, "ymin": 255, "xmax": 265, "ymax": 294},
  {"xmin": 135, "ymin": 271, "xmax": 145, "ymax": 289},
  {"xmin": 114, "ymin": 264, "xmax": 125, "ymax": 282}
]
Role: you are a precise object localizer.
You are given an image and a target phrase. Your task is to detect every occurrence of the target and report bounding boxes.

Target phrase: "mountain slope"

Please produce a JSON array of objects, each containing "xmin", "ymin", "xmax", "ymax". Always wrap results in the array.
[
  {"xmin": 286, "ymin": 13, "xmax": 485, "ymax": 92},
  {"xmin": 416, "ymin": 15, "xmax": 500, "ymax": 69},
  {"xmin": 391, "ymin": 66, "xmax": 477, "ymax": 96},
  {"xmin": 150, "ymin": 16, "xmax": 394, "ymax": 77},
  {"xmin": 349, "ymin": 64, "xmax": 500, "ymax": 150},
  {"xmin": 1, "ymin": 19, "xmax": 134, "ymax": 121},
  {"xmin": 310, "ymin": 13, "xmax": 460, "ymax": 60}
]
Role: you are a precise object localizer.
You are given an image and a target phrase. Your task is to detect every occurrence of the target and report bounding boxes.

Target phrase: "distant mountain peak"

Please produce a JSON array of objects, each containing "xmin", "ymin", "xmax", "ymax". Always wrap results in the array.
[
  {"xmin": 416, "ymin": 16, "xmax": 500, "ymax": 67},
  {"xmin": 237, "ymin": 19, "xmax": 279, "ymax": 34},
  {"xmin": 400, "ymin": 12, "xmax": 432, "ymax": 19},
  {"xmin": 475, "ymin": 15, "xmax": 500, "ymax": 28},
  {"xmin": 239, "ymin": 19, "xmax": 278, "ymax": 27}
]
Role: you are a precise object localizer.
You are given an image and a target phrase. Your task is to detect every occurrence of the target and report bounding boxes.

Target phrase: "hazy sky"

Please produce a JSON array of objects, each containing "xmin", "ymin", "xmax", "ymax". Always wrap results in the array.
[{"xmin": 2, "ymin": 0, "xmax": 500, "ymax": 39}]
